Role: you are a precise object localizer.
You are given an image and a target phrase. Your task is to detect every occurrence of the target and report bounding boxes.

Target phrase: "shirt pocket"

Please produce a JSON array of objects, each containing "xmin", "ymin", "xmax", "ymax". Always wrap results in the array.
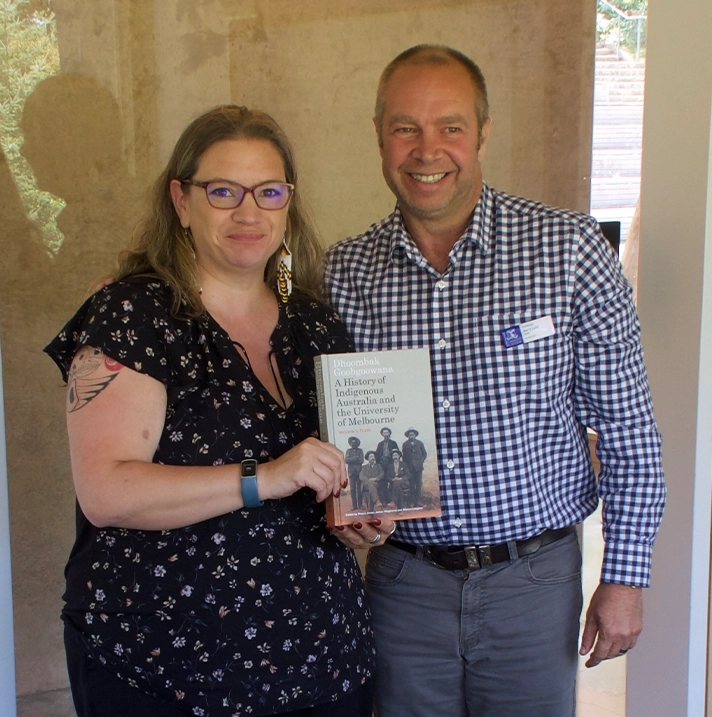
[{"xmin": 473, "ymin": 314, "xmax": 572, "ymax": 396}]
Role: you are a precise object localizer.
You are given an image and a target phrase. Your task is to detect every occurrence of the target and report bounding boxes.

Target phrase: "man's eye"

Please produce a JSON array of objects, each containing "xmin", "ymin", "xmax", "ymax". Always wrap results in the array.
[
  {"xmin": 444, "ymin": 126, "xmax": 462, "ymax": 133},
  {"xmin": 394, "ymin": 126, "xmax": 415, "ymax": 133}
]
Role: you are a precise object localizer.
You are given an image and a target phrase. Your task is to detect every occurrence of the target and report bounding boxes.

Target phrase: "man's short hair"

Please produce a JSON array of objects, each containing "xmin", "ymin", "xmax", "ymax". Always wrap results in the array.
[{"xmin": 374, "ymin": 44, "xmax": 489, "ymax": 145}]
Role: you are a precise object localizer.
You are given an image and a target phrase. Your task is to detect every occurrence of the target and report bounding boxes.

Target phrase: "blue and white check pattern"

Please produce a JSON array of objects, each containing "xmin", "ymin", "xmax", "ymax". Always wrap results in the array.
[{"xmin": 324, "ymin": 183, "xmax": 665, "ymax": 586}]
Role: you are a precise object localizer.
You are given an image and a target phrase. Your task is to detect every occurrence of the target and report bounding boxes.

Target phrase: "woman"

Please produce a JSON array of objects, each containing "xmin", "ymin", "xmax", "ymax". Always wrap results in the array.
[{"xmin": 45, "ymin": 106, "xmax": 389, "ymax": 717}]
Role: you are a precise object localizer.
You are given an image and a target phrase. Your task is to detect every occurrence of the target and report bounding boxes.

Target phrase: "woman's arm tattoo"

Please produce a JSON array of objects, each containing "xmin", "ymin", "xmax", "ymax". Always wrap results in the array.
[{"xmin": 67, "ymin": 346, "xmax": 123, "ymax": 413}]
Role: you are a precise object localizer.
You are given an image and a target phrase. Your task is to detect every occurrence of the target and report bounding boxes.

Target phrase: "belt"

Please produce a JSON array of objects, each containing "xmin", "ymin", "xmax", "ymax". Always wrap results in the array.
[{"xmin": 389, "ymin": 526, "xmax": 575, "ymax": 571}]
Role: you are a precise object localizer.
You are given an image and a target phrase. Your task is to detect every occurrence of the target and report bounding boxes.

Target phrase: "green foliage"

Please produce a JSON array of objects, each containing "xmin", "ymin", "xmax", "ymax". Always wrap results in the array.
[
  {"xmin": 605, "ymin": 0, "xmax": 646, "ymax": 12},
  {"xmin": 597, "ymin": 0, "xmax": 648, "ymax": 59},
  {"xmin": 0, "ymin": 0, "xmax": 63, "ymax": 252}
]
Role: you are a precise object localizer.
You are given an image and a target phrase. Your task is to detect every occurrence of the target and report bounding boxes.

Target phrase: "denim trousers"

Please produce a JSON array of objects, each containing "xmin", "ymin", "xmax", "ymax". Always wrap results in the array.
[{"xmin": 365, "ymin": 531, "xmax": 582, "ymax": 717}]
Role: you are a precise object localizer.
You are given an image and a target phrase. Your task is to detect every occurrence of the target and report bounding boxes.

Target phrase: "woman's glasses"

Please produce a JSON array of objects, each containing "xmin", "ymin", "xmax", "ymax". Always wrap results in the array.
[{"xmin": 181, "ymin": 179, "xmax": 294, "ymax": 210}]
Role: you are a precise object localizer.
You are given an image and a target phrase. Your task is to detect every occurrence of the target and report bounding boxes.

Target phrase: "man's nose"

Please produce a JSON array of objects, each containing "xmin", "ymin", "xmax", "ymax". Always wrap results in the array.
[{"xmin": 413, "ymin": 129, "xmax": 441, "ymax": 162}]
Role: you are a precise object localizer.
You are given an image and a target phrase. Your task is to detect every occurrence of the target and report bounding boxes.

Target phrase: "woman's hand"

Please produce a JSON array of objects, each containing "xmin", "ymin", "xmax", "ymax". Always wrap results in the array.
[
  {"xmin": 329, "ymin": 518, "xmax": 397, "ymax": 550},
  {"xmin": 257, "ymin": 438, "xmax": 347, "ymax": 503}
]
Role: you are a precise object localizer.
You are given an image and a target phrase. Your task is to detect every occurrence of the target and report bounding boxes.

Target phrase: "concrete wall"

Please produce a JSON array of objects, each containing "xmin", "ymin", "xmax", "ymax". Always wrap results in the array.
[
  {"xmin": 627, "ymin": 0, "xmax": 712, "ymax": 714},
  {"xmin": 1, "ymin": 1, "xmax": 596, "ymax": 712}
]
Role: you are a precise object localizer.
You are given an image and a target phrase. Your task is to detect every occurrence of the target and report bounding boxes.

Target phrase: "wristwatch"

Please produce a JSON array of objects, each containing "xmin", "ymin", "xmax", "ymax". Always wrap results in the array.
[{"xmin": 240, "ymin": 459, "xmax": 263, "ymax": 507}]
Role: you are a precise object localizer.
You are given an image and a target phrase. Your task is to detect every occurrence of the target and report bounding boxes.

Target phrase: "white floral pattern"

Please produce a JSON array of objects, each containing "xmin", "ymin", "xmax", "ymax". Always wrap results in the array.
[{"xmin": 46, "ymin": 278, "xmax": 374, "ymax": 716}]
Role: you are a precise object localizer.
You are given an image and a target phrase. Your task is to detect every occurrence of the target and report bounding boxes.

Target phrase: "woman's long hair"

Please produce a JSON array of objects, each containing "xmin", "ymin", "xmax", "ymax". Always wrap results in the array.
[{"xmin": 116, "ymin": 105, "xmax": 324, "ymax": 314}]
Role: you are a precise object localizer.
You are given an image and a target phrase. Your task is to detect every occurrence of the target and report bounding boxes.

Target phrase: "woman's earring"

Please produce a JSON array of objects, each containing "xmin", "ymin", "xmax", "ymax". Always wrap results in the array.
[
  {"xmin": 184, "ymin": 226, "xmax": 195, "ymax": 252},
  {"xmin": 277, "ymin": 238, "xmax": 292, "ymax": 303},
  {"xmin": 184, "ymin": 226, "xmax": 201, "ymax": 293}
]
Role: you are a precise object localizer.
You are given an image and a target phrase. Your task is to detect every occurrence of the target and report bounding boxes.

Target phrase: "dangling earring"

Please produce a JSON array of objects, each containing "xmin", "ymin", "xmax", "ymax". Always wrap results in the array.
[
  {"xmin": 184, "ymin": 226, "xmax": 202, "ymax": 295},
  {"xmin": 277, "ymin": 238, "xmax": 292, "ymax": 303},
  {"xmin": 184, "ymin": 226, "xmax": 195, "ymax": 257}
]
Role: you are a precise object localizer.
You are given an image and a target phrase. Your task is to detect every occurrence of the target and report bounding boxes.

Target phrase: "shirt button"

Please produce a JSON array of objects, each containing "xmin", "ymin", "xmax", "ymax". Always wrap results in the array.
[
  {"xmin": 442, "ymin": 400, "xmax": 451, "ymax": 408},
  {"xmin": 437, "ymin": 280, "xmax": 446, "ymax": 290},
  {"xmin": 437, "ymin": 339, "xmax": 447, "ymax": 349},
  {"xmin": 453, "ymin": 518, "xmax": 462, "ymax": 528},
  {"xmin": 446, "ymin": 459, "xmax": 455, "ymax": 469}
]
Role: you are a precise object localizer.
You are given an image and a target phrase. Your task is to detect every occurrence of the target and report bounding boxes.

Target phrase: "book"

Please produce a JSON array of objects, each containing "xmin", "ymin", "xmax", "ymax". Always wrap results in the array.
[{"xmin": 314, "ymin": 348, "xmax": 441, "ymax": 526}]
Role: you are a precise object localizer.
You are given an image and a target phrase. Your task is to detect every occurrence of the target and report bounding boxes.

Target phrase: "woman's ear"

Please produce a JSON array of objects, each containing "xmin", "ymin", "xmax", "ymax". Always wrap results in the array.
[{"xmin": 169, "ymin": 179, "xmax": 190, "ymax": 228}]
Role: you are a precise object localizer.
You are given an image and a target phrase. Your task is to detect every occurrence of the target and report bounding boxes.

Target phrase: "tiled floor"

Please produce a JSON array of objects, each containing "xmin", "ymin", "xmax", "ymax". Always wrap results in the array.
[{"xmin": 577, "ymin": 507, "xmax": 626, "ymax": 717}]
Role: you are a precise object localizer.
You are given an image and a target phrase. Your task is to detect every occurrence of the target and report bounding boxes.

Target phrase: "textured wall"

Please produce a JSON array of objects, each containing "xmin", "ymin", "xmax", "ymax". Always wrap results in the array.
[{"xmin": 2, "ymin": 0, "xmax": 595, "ymax": 706}]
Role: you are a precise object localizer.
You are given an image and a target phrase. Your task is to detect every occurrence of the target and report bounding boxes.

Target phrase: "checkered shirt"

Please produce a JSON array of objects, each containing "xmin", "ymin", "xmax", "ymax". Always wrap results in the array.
[{"xmin": 324, "ymin": 183, "xmax": 666, "ymax": 587}]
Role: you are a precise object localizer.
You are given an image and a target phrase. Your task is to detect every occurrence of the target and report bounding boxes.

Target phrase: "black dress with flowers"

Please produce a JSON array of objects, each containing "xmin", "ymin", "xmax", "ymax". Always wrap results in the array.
[{"xmin": 45, "ymin": 277, "xmax": 374, "ymax": 717}]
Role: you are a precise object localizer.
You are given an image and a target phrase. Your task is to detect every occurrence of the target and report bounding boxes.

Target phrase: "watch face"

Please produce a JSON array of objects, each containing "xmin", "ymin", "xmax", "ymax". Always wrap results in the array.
[{"xmin": 241, "ymin": 459, "xmax": 258, "ymax": 477}]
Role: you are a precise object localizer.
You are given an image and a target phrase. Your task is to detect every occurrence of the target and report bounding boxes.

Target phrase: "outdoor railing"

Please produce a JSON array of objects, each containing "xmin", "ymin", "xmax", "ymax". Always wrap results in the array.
[{"xmin": 599, "ymin": 0, "xmax": 647, "ymax": 60}]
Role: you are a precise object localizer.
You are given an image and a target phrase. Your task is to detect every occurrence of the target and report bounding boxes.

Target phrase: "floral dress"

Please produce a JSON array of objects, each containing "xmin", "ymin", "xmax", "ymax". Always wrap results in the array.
[{"xmin": 45, "ymin": 277, "xmax": 375, "ymax": 717}]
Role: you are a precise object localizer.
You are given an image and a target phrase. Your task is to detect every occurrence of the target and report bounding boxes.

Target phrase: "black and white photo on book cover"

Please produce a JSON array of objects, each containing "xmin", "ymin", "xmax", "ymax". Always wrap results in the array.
[{"xmin": 314, "ymin": 348, "xmax": 441, "ymax": 526}]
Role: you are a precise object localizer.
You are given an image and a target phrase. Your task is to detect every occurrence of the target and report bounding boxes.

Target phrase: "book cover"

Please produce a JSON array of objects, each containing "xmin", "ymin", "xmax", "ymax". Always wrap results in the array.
[{"xmin": 314, "ymin": 348, "xmax": 441, "ymax": 526}]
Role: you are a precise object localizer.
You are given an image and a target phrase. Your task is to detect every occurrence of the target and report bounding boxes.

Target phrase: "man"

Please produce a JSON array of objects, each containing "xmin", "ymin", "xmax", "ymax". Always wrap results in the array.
[
  {"xmin": 401, "ymin": 428, "xmax": 427, "ymax": 506},
  {"xmin": 385, "ymin": 448, "xmax": 410, "ymax": 510},
  {"xmin": 360, "ymin": 450, "xmax": 385, "ymax": 514},
  {"xmin": 374, "ymin": 426, "xmax": 399, "ymax": 505},
  {"xmin": 325, "ymin": 44, "xmax": 665, "ymax": 717},
  {"xmin": 375, "ymin": 426, "xmax": 399, "ymax": 468},
  {"xmin": 345, "ymin": 436, "xmax": 365, "ymax": 509}
]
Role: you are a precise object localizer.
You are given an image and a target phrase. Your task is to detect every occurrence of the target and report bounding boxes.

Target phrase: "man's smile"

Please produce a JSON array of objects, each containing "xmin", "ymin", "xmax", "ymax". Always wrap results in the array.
[{"xmin": 409, "ymin": 172, "xmax": 448, "ymax": 184}]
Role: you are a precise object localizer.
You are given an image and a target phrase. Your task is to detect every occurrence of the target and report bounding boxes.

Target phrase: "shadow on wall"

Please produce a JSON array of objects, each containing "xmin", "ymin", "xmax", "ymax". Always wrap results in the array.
[
  {"xmin": 1, "ymin": 72, "xmax": 149, "ymax": 702},
  {"xmin": 20, "ymin": 72, "xmax": 148, "ymax": 309}
]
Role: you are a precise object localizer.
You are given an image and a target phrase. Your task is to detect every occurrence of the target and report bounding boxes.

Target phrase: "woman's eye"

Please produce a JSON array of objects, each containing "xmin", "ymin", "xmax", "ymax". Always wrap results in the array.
[
  {"xmin": 258, "ymin": 184, "xmax": 285, "ymax": 199},
  {"xmin": 208, "ymin": 183, "xmax": 236, "ymax": 198}
]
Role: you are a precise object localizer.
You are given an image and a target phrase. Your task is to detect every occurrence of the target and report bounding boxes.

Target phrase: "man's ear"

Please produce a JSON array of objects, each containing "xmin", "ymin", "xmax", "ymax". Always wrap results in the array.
[
  {"xmin": 478, "ymin": 117, "xmax": 492, "ymax": 159},
  {"xmin": 169, "ymin": 179, "xmax": 190, "ymax": 228},
  {"xmin": 373, "ymin": 117, "xmax": 384, "ymax": 154}
]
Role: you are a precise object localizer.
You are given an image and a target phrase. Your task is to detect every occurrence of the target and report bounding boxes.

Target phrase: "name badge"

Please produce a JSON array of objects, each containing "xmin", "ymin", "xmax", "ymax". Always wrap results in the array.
[{"xmin": 500, "ymin": 316, "xmax": 555, "ymax": 348}]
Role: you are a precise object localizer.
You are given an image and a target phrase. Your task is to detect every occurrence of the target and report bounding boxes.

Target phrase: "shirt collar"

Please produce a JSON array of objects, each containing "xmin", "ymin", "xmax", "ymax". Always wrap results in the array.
[{"xmin": 386, "ymin": 182, "xmax": 495, "ymax": 269}]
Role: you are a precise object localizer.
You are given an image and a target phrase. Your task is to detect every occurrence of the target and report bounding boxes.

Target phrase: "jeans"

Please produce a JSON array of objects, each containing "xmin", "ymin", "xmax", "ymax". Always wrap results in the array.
[{"xmin": 366, "ymin": 531, "xmax": 582, "ymax": 717}]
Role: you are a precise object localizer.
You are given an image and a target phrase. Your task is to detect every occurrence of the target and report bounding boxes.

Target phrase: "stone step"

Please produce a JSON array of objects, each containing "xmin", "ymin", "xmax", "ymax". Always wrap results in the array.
[
  {"xmin": 596, "ymin": 75, "xmax": 646, "ymax": 86},
  {"xmin": 596, "ymin": 71, "xmax": 646, "ymax": 82},
  {"xmin": 596, "ymin": 60, "xmax": 646, "ymax": 70},
  {"xmin": 596, "ymin": 65, "xmax": 646, "ymax": 76},
  {"xmin": 595, "ymin": 88, "xmax": 645, "ymax": 100},
  {"xmin": 596, "ymin": 76, "xmax": 646, "ymax": 86},
  {"xmin": 593, "ymin": 105, "xmax": 644, "ymax": 122},
  {"xmin": 592, "ymin": 149, "xmax": 642, "ymax": 176},
  {"xmin": 593, "ymin": 125, "xmax": 643, "ymax": 149},
  {"xmin": 590, "ymin": 177, "xmax": 641, "ymax": 208},
  {"xmin": 596, "ymin": 93, "xmax": 645, "ymax": 105},
  {"xmin": 595, "ymin": 45, "xmax": 645, "ymax": 67},
  {"xmin": 596, "ymin": 64, "xmax": 646, "ymax": 73},
  {"xmin": 596, "ymin": 78, "xmax": 645, "ymax": 89}
]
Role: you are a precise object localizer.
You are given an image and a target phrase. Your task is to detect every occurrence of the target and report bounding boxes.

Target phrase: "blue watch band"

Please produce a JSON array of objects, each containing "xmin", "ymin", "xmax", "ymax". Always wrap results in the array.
[{"xmin": 240, "ymin": 460, "xmax": 263, "ymax": 507}]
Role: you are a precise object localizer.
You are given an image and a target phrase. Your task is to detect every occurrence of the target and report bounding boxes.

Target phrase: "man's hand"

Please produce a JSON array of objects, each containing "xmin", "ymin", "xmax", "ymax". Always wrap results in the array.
[{"xmin": 580, "ymin": 582, "xmax": 643, "ymax": 667}]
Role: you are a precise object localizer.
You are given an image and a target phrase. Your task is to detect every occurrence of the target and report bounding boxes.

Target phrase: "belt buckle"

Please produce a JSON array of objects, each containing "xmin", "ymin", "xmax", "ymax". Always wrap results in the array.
[
  {"xmin": 463, "ymin": 546, "xmax": 480, "ymax": 570},
  {"xmin": 463, "ymin": 545, "xmax": 492, "ymax": 570},
  {"xmin": 478, "ymin": 545, "xmax": 492, "ymax": 567}
]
